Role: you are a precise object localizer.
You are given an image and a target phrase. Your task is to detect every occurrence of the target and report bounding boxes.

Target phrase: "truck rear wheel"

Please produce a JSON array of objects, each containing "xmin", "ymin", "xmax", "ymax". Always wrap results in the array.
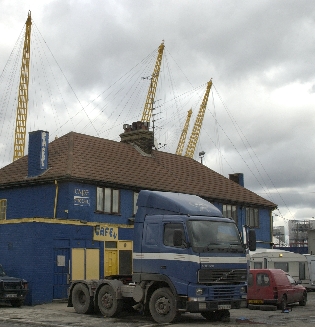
[
  {"xmin": 72, "ymin": 283, "xmax": 93, "ymax": 314},
  {"xmin": 149, "ymin": 287, "xmax": 178, "ymax": 323},
  {"xmin": 98, "ymin": 284, "xmax": 123, "ymax": 317}
]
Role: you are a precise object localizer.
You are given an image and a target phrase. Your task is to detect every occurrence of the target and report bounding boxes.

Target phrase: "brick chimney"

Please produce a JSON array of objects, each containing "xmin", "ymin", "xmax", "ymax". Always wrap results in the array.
[
  {"xmin": 229, "ymin": 173, "xmax": 244, "ymax": 187},
  {"xmin": 120, "ymin": 121, "xmax": 153, "ymax": 154},
  {"xmin": 28, "ymin": 130, "xmax": 49, "ymax": 177}
]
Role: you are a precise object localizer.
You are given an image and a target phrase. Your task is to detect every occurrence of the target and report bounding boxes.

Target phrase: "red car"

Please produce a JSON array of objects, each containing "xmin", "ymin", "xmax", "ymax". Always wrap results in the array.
[{"xmin": 247, "ymin": 269, "xmax": 307, "ymax": 310}]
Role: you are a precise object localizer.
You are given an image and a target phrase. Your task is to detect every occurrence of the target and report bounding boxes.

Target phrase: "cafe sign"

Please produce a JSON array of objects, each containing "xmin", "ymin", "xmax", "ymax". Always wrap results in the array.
[{"xmin": 93, "ymin": 225, "xmax": 118, "ymax": 241}]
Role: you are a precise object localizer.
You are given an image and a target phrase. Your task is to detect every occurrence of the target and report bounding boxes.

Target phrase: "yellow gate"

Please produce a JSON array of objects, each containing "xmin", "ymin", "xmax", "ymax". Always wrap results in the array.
[{"xmin": 71, "ymin": 248, "xmax": 99, "ymax": 280}]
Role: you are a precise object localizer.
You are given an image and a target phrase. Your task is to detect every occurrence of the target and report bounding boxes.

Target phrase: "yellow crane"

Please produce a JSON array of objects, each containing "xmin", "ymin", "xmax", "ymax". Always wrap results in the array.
[
  {"xmin": 175, "ymin": 109, "xmax": 192, "ymax": 155},
  {"xmin": 13, "ymin": 11, "xmax": 32, "ymax": 161},
  {"xmin": 141, "ymin": 41, "xmax": 165, "ymax": 123},
  {"xmin": 184, "ymin": 80, "xmax": 212, "ymax": 158}
]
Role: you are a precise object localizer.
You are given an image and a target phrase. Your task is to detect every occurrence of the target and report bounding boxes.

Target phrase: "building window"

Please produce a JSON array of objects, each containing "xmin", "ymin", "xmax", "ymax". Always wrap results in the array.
[
  {"xmin": 222, "ymin": 204, "xmax": 238, "ymax": 223},
  {"xmin": 245, "ymin": 207, "xmax": 259, "ymax": 228},
  {"xmin": 96, "ymin": 187, "xmax": 120, "ymax": 214},
  {"xmin": 0, "ymin": 199, "xmax": 6, "ymax": 220},
  {"xmin": 133, "ymin": 192, "xmax": 139, "ymax": 215}
]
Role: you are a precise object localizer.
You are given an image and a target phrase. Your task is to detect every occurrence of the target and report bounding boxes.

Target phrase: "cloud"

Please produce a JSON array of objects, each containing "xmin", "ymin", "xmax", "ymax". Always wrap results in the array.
[{"xmin": 0, "ymin": 0, "xmax": 315, "ymax": 226}]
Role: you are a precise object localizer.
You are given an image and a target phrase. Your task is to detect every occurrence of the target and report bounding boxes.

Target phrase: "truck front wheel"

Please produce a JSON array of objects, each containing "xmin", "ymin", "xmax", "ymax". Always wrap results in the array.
[
  {"xmin": 97, "ymin": 284, "xmax": 123, "ymax": 317},
  {"xmin": 149, "ymin": 287, "xmax": 178, "ymax": 323},
  {"xmin": 72, "ymin": 283, "xmax": 93, "ymax": 314}
]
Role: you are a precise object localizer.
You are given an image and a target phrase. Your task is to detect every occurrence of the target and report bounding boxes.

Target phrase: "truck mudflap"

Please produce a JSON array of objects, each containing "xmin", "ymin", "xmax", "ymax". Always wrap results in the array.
[{"xmin": 185, "ymin": 299, "xmax": 246, "ymax": 312}]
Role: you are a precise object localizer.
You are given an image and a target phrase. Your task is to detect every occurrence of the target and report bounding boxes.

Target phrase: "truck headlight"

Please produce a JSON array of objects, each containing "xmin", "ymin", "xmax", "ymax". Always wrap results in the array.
[{"xmin": 196, "ymin": 288, "xmax": 203, "ymax": 295}]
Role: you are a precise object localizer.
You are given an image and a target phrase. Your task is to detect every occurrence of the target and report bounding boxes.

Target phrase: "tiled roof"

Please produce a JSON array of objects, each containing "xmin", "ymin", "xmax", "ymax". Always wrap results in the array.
[{"xmin": 0, "ymin": 132, "xmax": 276, "ymax": 208}]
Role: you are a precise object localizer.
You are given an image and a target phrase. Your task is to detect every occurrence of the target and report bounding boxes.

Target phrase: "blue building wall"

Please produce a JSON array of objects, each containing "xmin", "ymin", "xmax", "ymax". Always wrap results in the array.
[
  {"xmin": 0, "ymin": 179, "xmax": 272, "ymax": 305},
  {"xmin": 249, "ymin": 207, "xmax": 272, "ymax": 248},
  {"xmin": 0, "ymin": 182, "xmax": 135, "ymax": 224},
  {"xmin": 2, "ymin": 185, "xmax": 56, "ymax": 219},
  {"xmin": 277, "ymin": 246, "xmax": 308, "ymax": 254},
  {"xmin": 0, "ymin": 221, "xmax": 133, "ymax": 305}
]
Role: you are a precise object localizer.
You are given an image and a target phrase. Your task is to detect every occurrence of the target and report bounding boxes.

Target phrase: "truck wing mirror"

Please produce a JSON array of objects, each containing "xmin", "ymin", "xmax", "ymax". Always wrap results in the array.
[
  {"xmin": 173, "ymin": 229, "xmax": 184, "ymax": 247},
  {"xmin": 248, "ymin": 229, "xmax": 256, "ymax": 251}
]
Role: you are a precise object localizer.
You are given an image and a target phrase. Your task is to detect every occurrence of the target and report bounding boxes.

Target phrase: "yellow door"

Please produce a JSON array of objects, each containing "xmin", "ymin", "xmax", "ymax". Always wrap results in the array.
[
  {"xmin": 71, "ymin": 248, "xmax": 100, "ymax": 280},
  {"xmin": 86, "ymin": 249, "xmax": 100, "ymax": 279},
  {"xmin": 105, "ymin": 250, "xmax": 118, "ymax": 276},
  {"xmin": 71, "ymin": 248, "xmax": 85, "ymax": 280}
]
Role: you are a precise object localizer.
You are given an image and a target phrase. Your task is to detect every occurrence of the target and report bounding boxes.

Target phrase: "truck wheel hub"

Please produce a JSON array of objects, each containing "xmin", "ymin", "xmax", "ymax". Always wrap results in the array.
[
  {"xmin": 155, "ymin": 296, "xmax": 171, "ymax": 314},
  {"xmin": 78, "ymin": 291, "xmax": 86, "ymax": 304},
  {"xmin": 102, "ymin": 293, "xmax": 113, "ymax": 309}
]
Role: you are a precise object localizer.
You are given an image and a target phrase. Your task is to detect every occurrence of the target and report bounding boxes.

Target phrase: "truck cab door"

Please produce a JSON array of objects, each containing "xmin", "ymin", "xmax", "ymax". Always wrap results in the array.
[{"xmin": 161, "ymin": 222, "xmax": 195, "ymax": 287}]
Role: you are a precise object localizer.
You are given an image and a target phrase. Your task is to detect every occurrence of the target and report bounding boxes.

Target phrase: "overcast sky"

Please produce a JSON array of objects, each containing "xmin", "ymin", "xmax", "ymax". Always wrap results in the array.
[{"xmin": 0, "ymin": 0, "xmax": 315, "ymax": 230}]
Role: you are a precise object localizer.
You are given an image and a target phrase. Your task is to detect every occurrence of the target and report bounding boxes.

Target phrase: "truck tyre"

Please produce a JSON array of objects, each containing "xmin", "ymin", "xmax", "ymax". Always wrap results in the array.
[
  {"xmin": 278, "ymin": 295, "xmax": 287, "ymax": 311},
  {"xmin": 299, "ymin": 292, "xmax": 307, "ymax": 306},
  {"xmin": 98, "ymin": 284, "xmax": 123, "ymax": 317},
  {"xmin": 10, "ymin": 300, "xmax": 23, "ymax": 307},
  {"xmin": 72, "ymin": 283, "xmax": 93, "ymax": 314},
  {"xmin": 149, "ymin": 287, "xmax": 178, "ymax": 323}
]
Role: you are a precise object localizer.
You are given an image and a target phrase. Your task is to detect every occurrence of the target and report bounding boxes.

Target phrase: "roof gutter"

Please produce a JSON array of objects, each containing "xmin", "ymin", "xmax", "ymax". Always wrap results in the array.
[{"xmin": 53, "ymin": 180, "xmax": 58, "ymax": 219}]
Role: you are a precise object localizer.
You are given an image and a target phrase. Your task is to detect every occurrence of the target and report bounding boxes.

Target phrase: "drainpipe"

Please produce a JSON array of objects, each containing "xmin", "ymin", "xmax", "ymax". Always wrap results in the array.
[
  {"xmin": 270, "ymin": 211, "xmax": 273, "ymax": 248},
  {"xmin": 54, "ymin": 180, "xmax": 59, "ymax": 218}
]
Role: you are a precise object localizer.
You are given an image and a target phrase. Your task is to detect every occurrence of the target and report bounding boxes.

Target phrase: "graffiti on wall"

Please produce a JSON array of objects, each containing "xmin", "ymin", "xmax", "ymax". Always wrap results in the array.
[{"xmin": 74, "ymin": 188, "xmax": 90, "ymax": 206}]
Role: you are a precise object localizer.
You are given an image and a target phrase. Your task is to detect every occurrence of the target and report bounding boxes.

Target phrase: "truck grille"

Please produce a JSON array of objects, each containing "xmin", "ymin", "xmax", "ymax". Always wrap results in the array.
[
  {"xmin": 211, "ymin": 285, "xmax": 238, "ymax": 300},
  {"xmin": 198, "ymin": 269, "xmax": 247, "ymax": 284}
]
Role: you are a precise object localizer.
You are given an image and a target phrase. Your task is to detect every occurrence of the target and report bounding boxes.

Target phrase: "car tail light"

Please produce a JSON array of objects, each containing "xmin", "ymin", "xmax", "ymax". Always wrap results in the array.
[{"xmin": 273, "ymin": 287, "xmax": 278, "ymax": 299}]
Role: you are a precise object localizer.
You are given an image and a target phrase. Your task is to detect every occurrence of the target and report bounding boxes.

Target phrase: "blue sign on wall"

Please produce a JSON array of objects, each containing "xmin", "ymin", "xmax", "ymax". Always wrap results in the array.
[
  {"xmin": 28, "ymin": 130, "xmax": 49, "ymax": 177},
  {"xmin": 40, "ymin": 131, "xmax": 49, "ymax": 170}
]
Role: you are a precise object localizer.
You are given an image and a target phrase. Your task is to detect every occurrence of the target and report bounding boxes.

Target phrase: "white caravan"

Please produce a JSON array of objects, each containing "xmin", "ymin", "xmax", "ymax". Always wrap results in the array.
[
  {"xmin": 303, "ymin": 254, "xmax": 315, "ymax": 290},
  {"xmin": 249, "ymin": 249, "xmax": 310, "ymax": 289}
]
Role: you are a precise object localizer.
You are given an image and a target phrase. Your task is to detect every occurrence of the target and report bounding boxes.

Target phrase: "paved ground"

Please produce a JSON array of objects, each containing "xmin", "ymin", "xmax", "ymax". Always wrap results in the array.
[{"xmin": 0, "ymin": 292, "xmax": 315, "ymax": 326}]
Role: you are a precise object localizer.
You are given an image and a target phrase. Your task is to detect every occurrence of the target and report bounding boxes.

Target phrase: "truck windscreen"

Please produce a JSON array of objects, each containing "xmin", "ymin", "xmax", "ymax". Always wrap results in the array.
[{"xmin": 186, "ymin": 220, "xmax": 243, "ymax": 253}]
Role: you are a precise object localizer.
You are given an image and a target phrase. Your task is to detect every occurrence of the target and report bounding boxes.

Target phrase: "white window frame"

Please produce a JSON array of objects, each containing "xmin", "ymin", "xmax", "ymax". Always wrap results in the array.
[
  {"xmin": 222, "ymin": 204, "xmax": 238, "ymax": 223},
  {"xmin": 245, "ymin": 207, "xmax": 259, "ymax": 228},
  {"xmin": 96, "ymin": 187, "xmax": 120, "ymax": 214}
]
